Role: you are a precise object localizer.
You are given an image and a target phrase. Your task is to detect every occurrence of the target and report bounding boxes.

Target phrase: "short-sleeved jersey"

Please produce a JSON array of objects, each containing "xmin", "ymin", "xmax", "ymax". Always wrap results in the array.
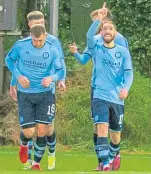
[
  {"xmin": 89, "ymin": 43, "xmax": 132, "ymax": 105},
  {"xmin": 6, "ymin": 37, "xmax": 63, "ymax": 93}
]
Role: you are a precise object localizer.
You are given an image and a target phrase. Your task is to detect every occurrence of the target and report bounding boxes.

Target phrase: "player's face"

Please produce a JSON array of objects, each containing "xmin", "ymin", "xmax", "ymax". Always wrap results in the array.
[
  {"xmin": 102, "ymin": 23, "xmax": 116, "ymax": 43},
  {"xmin": 28, "ymin": 18, "xmax": 45, "ymax": 28},
  {"xmin": 32, "ymin": 34, "xmax": 46, "ymax": 48}
]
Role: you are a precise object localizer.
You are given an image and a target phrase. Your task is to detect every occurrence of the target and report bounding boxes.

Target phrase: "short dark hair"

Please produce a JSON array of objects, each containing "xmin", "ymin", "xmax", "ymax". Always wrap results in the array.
[
  {"xmin": 30, "ymin": 24, "xmax": 46, "ymax": 38},
  {"xmin": 27, "ymin": 11, "xmax": 44, "ymax": 22}
]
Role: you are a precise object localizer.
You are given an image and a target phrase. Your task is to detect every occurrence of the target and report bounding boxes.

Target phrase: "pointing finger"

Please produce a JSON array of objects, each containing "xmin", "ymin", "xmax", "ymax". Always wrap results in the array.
[{"xmin": 102, "ymin": 2, "xmax": 106, "ymax": 8}]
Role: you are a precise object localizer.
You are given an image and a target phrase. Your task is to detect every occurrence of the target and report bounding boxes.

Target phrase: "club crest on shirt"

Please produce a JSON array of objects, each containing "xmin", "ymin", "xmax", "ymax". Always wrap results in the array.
[
  {"xmin": 94, "ymin": 115, "xmax": 99, "ymax": 122},
  {"xmin": 115, "ymin": 52, "xmax": 122, "ymax": 59},
  {"xmin": 19, "ymin": 116, "xmax": 24, "ymax": 124},
  {"xmin": 43, "ymin": 52, "xmax": 49, "ymax": 59}
]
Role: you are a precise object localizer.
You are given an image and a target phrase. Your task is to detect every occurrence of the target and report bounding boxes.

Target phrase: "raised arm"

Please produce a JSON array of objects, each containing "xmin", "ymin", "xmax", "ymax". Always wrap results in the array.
[
  {"xmin": 87, "ymin": 20, "xmax": 101, "ymax": 49},
  {"xmin": 87, "ymin": 6, "xmax": 108, "ymax": 49},
  {"xmin": 69, "ymin": 43, "xmax": 91, "ymax": 64},
  {"xmin": 74, "ymin": 52, "xmax": 91, "ymax": 64}
]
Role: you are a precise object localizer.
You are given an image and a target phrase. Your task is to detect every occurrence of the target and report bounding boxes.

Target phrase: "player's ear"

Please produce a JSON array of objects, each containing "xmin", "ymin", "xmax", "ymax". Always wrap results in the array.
[
  {"xmin": 28, "ymin": 21, "xmax": 32, "ymax": 29},
  {"xmin": 44, "ymin": 33, "xmax": 47, "ymax": 40}
]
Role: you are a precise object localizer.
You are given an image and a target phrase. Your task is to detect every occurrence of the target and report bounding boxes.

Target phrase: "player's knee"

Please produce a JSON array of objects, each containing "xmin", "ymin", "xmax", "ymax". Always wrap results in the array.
[
  {"xmin": 111, "ymin": 138, "xmax": 120, "ymax": 144},
  {"xmin": 97, "ymin": 123, "xmax": 108, "ymax": 137},
  {"xmin": 37, "ymin": 124, "xmax": 47, "ymax": 136},
  {"xmin": 110, "ymin": 132, "xmax": 121, "ymax": 144},
  {"xmin": 22, "ymin": 128, "xmax": 35, "ymax": 138},
  {"xmin": 46, "ymin": 123, "xmax": 54, "ymax": 136},
  {"xmin": 38, "ymin": 128, "xmax": 46, "ymax": 136}
]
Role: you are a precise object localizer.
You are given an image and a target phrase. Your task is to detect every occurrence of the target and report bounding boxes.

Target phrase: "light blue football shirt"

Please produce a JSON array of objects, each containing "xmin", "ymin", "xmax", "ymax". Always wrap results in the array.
[
  {"xmin": 74, "ymin": 22, "xmax": 131, "ymax": 89},
  {"xmin": 86, "ymin": 20, "xmax": 133, "ymax": 105},
  {"xmin": 90, "ymin": 43, "xmax": 133, "ymax": 105},
  {"xmin": 10, "ymin": 33, "xmax": 66, "ymax": 94},
  {"xmin": 5, "ymin": 37, "xmax": 64, "ymax": 93}
]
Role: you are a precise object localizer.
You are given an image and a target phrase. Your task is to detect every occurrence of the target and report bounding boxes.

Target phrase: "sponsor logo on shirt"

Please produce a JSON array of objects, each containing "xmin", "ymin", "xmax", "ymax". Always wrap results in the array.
[
  {"xmin": 102, "ymin": 58, "xmax": 121, "ymax": 68},
  {"xmin": 23, "ymin": 60, "xmax": 47, "ymax": 68},
  {"xmin": 25, "ymin": 51, "xmax": 30, "ymax": 54}
]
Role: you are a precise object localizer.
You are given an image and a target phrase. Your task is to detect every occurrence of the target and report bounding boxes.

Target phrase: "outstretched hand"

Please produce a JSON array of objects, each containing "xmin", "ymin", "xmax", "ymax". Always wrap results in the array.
[{"xmin": 69, "ymin": 42, "xmax": 78, "ymax": 54}]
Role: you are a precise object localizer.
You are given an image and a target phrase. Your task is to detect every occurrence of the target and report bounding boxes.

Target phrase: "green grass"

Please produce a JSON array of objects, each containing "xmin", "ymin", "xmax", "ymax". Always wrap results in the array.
[{"xmin": 0, "ymin": 147, "xmax": 151, "ymax": 174}]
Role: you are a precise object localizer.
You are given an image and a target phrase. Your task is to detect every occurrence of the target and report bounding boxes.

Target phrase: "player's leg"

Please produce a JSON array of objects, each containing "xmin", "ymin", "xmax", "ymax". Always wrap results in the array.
[
  {"xmin": 91, "ymin": 87, "xmax": 102, "ymax": 169},
  {"xmin": 46, "ymin": 122, "xmax": 56, "ymax": 170},
  {"xmin": 109, "ymin": 131, "xmax": 121, "ymax": 170},
  {"xmin": 92, "ymin": 98, "xmax": 111, "ymax": 171},
  {"xmin": 109, "ymin": 103, "xmax": 124, "ymax": 170},
  {"xmin": 28, "ymin": 140, "xmax": 33, "ymax": 161},
  {"xmin": 32, "ymin": 90, "xmax": 54, "ymax": 170},
  {"xmin": 19, "ymin": 129, "xmax": 34, "ymax": 164},
  {"xmin": 17, "ymin": 91, "xmax": 36, "ymax": 164},
  {"xmin": 23, "ymin": 140, "xmax": 33, "ymax": 170},
  {"xmin": 32, "ymin": 124, "xmax": 47, "ymax": 170},
  {"xmin": 44, "ymin": 93, "xmax": 56, "ymax": 170},
  {"xmin": 93, "ymin": 125, "xmax": 103, "ymax": 171}
]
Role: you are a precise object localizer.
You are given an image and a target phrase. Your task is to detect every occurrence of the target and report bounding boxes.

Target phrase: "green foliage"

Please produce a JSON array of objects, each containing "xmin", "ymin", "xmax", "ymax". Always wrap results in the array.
[
  {"xmin": 59, "ymin": 0, "xmax": 71, "ymax": 43},
  {"xmin": 59, "ymin": 0, "xmax": 88, "ymax": 71},
  {"xmin": 59, "ymin": 0, "xmax": 75, "ymax": 70},
  {"xmin": 122, "ymin": 72, "xmax": 151, "ymax": 147},
  {"xmin": 3, "ymin": 0, "xmax": 151, "ymax": 150},
  {"xmin": 59, "ymin": 0, "xmax": 151, "ymax": 77},
  {"xmin": 56, "ymin": 63, "xmax": 93, "ymax": 145},
  {"xmin": 110, "ymin": 0, "xmax": 151, "ymax": 76}
]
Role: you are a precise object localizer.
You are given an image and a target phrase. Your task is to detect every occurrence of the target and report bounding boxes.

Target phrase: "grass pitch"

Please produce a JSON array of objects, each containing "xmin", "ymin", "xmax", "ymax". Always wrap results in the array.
[{"xmin": 0, "ymin": 147, "xmax": 151, "ymax": 174}]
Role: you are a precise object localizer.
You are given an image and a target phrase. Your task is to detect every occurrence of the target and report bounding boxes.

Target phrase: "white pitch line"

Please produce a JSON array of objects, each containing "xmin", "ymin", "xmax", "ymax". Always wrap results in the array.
[
  {"xmin": 62, "ymin": 153, "xmax": 151, "ymax": 158},
  {"xmin": 0, "ymin": 151, "xmax": 151, "ymax": 159}
]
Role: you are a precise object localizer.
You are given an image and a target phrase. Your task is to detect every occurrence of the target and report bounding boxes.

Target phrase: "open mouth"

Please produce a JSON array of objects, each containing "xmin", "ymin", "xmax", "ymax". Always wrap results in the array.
[{"xmin": 105, "ymin": 35, "xmax": 112, "ymax": 38}]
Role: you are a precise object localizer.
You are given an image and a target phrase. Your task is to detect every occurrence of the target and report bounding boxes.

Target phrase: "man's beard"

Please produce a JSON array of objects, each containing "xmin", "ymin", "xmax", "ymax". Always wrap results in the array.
[{"xmin": 103, "ymin": 35, "xmax": 115, "ymax": 44}]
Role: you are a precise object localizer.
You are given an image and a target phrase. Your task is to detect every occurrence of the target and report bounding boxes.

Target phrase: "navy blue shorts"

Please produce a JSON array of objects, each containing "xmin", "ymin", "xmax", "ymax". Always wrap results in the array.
[
  {"xmin": 92, "ymin": 98, "xmax": 124, "ymax": 131},
  {"xmin": 17, "ymin": 90, "xmax": 56, "ymax": 129}
]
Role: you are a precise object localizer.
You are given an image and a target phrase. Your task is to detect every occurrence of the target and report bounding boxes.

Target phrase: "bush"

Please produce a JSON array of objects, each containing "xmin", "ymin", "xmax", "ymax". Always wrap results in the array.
[
  {"xmin": 122, "ymin": 72, "xmax": 151, "ymax": 147},
  {"xmin": 110, "ymin": 0, "xmax": 151, "ymax": 76},
  {"xmin": 56, "ymin": 62, "xmax": 93, "ymax": 145}
]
